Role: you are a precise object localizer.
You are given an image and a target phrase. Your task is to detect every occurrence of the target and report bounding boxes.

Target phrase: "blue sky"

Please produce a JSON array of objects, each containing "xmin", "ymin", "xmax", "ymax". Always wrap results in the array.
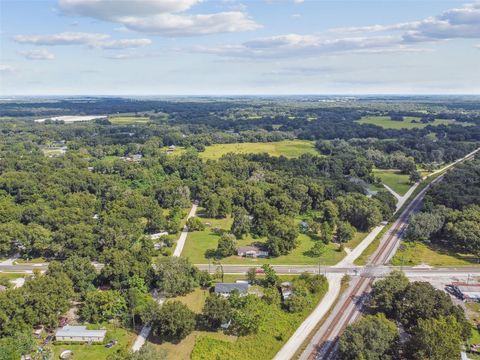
[{"xmin": 1, "ymin": 0, "xmax": 479, "ymax": 95}]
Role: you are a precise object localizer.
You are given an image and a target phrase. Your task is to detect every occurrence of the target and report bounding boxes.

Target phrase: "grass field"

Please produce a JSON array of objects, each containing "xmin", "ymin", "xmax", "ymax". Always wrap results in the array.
[
  {"xmin": 181, "ymin": 211, "xmax": 367, "ymax": 265},
  {"xmin": 0, "ymin": 272, "xmax": 28, "ymax": 287},
  {"xmin": 390, "ymin": 241, "xmax": 479, "ymax": 266},
  {"xmin": 357, "ymin": 116, "xmax": 471, "ymax": 129},
  {"xmin": 199, "ymin": 140, "xmax": 318, "ymax": 160},
  {"xmin": 50, "ymin": 323, "xmax": 136, "ymax": 360},
  {"xmin": 108, "ymin": 116, "xmax": 150, "ymax": 124},
  {"xmin": 373, "ymin": 169, "xmax": 411, "ymax": 196},
  {"xmin": 191, "ymin": 285, "xmax": 327, "ymax": 360},
  {"xmin": 150, "ymin": 288, "xmax": 237, "ymax": 359}
]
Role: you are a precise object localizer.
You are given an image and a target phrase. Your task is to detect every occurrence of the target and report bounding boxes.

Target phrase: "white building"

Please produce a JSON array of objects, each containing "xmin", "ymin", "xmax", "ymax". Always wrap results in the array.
[{"xmin": 55, "ymin": 325, "xmax": 107, "ymax": 343}]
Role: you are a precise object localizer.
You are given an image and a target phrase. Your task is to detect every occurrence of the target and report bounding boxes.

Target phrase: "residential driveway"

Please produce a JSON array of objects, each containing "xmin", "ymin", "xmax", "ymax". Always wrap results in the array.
[{"xmin": 172, "ymin": 203, "xmax": 198, "ymax": 257}]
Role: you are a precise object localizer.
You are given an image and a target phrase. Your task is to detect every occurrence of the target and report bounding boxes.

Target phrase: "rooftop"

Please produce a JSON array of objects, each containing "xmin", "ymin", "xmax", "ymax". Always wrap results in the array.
[
  {"xmin": 56, "ymin": 325, "xmax": 106, "ymax": 338},
  {"xmin": 214, "ymin": 282, "xmax": 249, "ymax": 294}
]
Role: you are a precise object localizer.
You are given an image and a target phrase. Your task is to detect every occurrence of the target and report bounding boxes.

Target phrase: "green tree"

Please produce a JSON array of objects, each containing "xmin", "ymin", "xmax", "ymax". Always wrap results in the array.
[
  {"xmin": 0, "ymin": 332, "xmax": 35, "ymax": 360},
  {"xmin": 216, "ymin": 233, "xmax": 237, "ymax": 258},
  {"xmin": 246, "ymin": 267, "xmax": 257, "ymax": 285},
  {"xmin": 370, "ymin": 270, "xmax": 409, "ymax": 317},
  {"xmin": 48, "ymin": 256, "xmax": 97, "ymax": 294},
  {"xmin": 202, "ymin": 294, "xmax": 231, "ymax": 328},
  {"xmin": 336, "ymin": 221, "xmax": 355, "ymax": 243},
  {"xmin": 338, "ymin": 313, "xmax": 399, "ymax": 360},
  {"xmin": 405, "ymin": 316, "xmax": 462, "ymax": 360},
  {"xmin": 80, "ymin": 290, "xmax": 127, "ymax": 323},
  {"xmin": 186, "ymin": 216, "xmax": 205, "ymax": 232},
  {"xmin": 155, "ymin": 257, "xmax": 198, "ymax": 297},
  {"xmin": 405, "ymin": 211, "xmax": 444, "ymax": 242},
  {"xmin": 262, "ymin": 264, "xmax": 279, "ymax": 287},
  {"xmin": 153, "ymin": 301, "xmax": 196, "ymax": 341},
  {"xmin": 231, "ymin": 207, "xmax": 251, "ymax": 239}
]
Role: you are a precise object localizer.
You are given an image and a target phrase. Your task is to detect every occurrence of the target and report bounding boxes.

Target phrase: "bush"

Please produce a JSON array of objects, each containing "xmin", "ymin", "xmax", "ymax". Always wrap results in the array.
[{"xmin": 187, "ymin": 217, "xmax": 205, "ymax": 232}]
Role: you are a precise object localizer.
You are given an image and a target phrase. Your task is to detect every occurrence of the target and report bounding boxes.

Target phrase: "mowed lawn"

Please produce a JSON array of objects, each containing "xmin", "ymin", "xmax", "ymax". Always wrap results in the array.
[
  {"xmin": 199, "ymin": 140, "xmax": 318, "ymax": 160},
  {"xmin": 390, "ymin": 241, "xmax": 479, "ymax": 267},
  {"xmin": 108, "ymin": 116, "xmax": 150, "ymax": 124},
  {"xmin": 181, "ymin": 211, "xmax": 367, "ymax": 265},
  {"xmin": 373, "ymin": 169, "xmax": 411, "ymax": 196},
  {"xmin": 357, "ymin": 116, "xmax": 471, "ymax": 129}
]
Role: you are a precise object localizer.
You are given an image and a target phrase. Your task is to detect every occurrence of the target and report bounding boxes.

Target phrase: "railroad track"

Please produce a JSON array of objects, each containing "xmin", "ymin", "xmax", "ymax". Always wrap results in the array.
[{"xmin": 306, "ymin": 163, "xmax": 457, "ymax": 360}]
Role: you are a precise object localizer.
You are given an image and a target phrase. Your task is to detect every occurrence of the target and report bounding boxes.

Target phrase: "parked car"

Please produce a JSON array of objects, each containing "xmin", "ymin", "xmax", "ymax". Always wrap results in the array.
[
  {"xmin": 42, "ymin": 335, "xmax": 53, "ymax": 346},
  {"xmin": 105, "ymin": 340, "xmax": 118, "ymax": 348}
]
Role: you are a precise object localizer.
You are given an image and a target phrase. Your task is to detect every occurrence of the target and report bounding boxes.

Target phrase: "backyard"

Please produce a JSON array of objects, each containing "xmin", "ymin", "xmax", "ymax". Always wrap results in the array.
[{"xmin": 180, "ymin": 211, "xmax": 367, "ymax": 265}]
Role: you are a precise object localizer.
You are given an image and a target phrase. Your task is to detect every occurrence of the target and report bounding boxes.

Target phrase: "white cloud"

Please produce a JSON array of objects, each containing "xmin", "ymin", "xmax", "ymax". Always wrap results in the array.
[
  {"xmin": 120, "ymin": 12, "xmax": 260, "ymax": 36},
  {"xmin": 58, "ymin": 0, "xmax": 260, "ymax": 36},
  {"xmin": 196, "ymin": 2, "xmax": 480, "ymax": 58},
  {"xmin": 293, "ymin": 0, "xmax": 304, "ymax": 3},
  {"xmin": 332, "ymin": 2, "xmax": 480, "ymax": 42},
  {"xmin": 20, "ymin": 49, "xmax": 55, "ymax": 60},
  {"xmin": 195, "ymin": 34, "xmax": 402, "ymax": 58},
  {"xmin": 104, "ymin": 53, "xmax": 150, "ymax": 60},
  {"xmin": 0, "ymin": 64, "xmax": 15, "ymax": 73},
  {"xmin": 59, "ymin": 0, "xmax": 200, "ymax": 19},
  {"xmin": 94, "ymin": 38, "xmax": 152, "ymax": 49},
  {"xmin": 14, "ymin": 32, "xmax": 109, "ymax": 45},
  {"xmin": 14, "ymin": 32, "xmax": 151, "ymax": 50}
]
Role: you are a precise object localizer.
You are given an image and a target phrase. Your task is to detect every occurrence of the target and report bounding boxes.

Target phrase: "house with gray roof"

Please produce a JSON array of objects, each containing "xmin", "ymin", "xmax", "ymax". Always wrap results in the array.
[
  {"xmin": 55, "ymin": 325, "xmax": 107, "ymax": 343},
  {"xmin": 214, "ymin": 282, "xmax": 249, "ymax": 297}
]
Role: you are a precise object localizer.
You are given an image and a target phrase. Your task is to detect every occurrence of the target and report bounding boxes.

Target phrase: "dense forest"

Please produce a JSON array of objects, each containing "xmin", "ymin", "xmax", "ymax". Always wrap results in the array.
[
  {"xmin": 406, "ymin": 159, "xmax": 480, "ymax": 258},
  {"xmin": 0, "ymin": 96, "xmax": 479, "ymax": 358}
]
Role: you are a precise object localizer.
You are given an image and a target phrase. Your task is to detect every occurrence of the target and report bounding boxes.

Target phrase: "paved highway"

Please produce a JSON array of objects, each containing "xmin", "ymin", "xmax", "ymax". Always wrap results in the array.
[{"xmin": 299, "ymin": 147, "xmax": 480, "ymax": 360}]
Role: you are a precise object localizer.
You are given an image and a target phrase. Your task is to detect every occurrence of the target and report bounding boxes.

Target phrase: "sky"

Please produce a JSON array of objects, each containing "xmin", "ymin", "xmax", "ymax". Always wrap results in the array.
[{"xmin": 0, "ymin": 0, "xmax": 479, "ymax": 95}]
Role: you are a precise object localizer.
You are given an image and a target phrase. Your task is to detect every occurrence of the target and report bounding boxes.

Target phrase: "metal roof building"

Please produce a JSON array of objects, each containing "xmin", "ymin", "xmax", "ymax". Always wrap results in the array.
[
  {"xmin": 214, "ymin": 283, "xmax": 249, "ymax": 297},
  {"xmin": 55, "ymin": 325, "xmax": 107, "ymax": 343}
]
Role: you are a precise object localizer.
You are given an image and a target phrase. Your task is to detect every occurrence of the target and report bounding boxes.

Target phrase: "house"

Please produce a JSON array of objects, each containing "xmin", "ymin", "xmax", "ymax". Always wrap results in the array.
[
  {"xmin": 149, "ymin": 232, "xmax": 169, "ymax": 250},
  {"xmin": 280, "ymin": 282, "xmax": 293, "ymax": 300},
  {"xmin": 214, "ymin": 283, "xmax": 249, "ymax": 297},
  {"xmin": 237, "ymin": 245, "xmax": 269, "ymax": 258},
  {"xmin": 55, "ymin": 325, "xmax": 106, "ymax": 343},
  {"xmin": 166, "ymin": 145, "xmax": 176, "ymax": 154},
  {"xmin": 149, "ymin": 232, "xmax": 169, "ymax": 240}
]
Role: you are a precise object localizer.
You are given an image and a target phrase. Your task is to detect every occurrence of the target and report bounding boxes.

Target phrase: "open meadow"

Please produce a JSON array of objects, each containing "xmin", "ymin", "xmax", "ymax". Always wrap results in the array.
[
  {"xmin": 373, "ymin": 169, "xmax": 411, "ymax": 196},
  {"xmin": 199, "ymin": 140, "xmax": 318, "ymax": 160}
]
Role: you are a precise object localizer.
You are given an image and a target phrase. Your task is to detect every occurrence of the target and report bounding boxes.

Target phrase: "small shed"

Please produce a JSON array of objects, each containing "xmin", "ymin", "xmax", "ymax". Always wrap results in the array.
[
  {"xmin": 280, "ymin": 282, "xmax": 293, "ymax": 300},
  {"xmin": 55, "ymin": 325, "xmax": 106, "ymax": 343}
]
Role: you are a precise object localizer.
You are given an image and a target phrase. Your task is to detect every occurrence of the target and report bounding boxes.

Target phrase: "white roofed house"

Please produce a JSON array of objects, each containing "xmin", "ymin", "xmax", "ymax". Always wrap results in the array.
[
  {"xmin": 55, "ymin": 325, "xmax": 106, "ymax": 343},
  {"xmin": 237, "ymin": 245, "xmax": 269, "ymax": 258},
  {"xmin": 149, "ymin": 232, "xmax": 169, "ymax": 250}
]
